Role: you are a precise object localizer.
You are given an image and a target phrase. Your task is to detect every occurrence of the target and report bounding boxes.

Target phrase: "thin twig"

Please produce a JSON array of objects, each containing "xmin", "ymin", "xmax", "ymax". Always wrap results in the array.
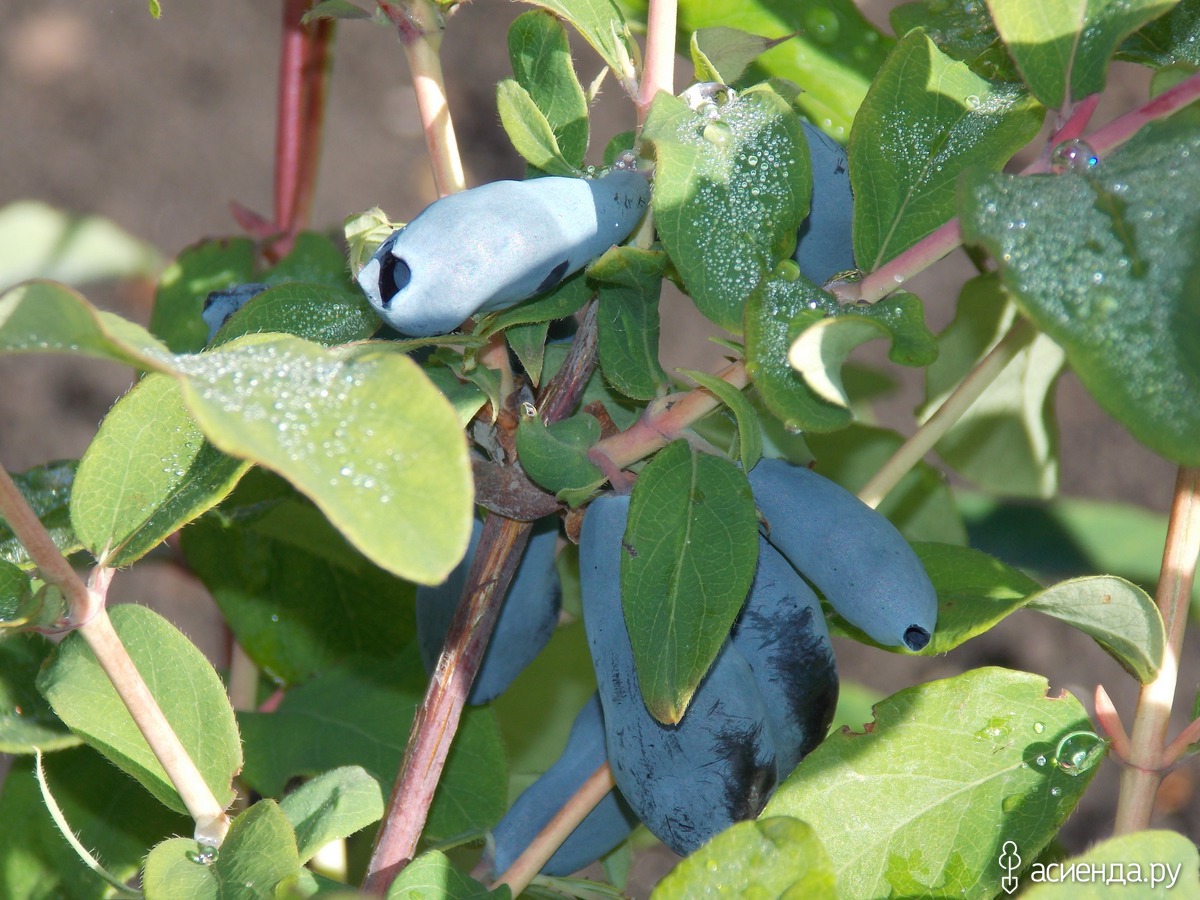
[
  {"xmin": 380, "ymin": 0, "xmax": 465, "ymax": 198},
  {"xmin": 1114, "ymin": 467, "xmax": 1200, "ymax": 834},
  {"xmin": 856, "ymin": 318, "xmax": 1035, "ymax": 509},
  {"xmin": 637, "ymin": 0, "xmax": 677, "ymax": 125},
  {"xmin": 491, "ymin": 762, "xmax": 617, "ymax": 896}
]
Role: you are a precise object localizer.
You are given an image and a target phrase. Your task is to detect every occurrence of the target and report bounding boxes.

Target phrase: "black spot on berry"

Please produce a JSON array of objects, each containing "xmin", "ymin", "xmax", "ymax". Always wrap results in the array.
[
  {"xmin": 536, "ymin": 260, "xmax": 570, "ymax": 294},
  {"xmin": 378, "ymin": 254, "xmax": 411, "ymax": 308}
]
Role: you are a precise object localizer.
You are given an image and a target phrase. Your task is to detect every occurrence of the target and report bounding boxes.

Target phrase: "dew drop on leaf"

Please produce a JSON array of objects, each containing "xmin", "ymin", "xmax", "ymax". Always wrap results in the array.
[{"xmin": 1050, "ymin": 139, "xmax": 1099, "ymax": 174}]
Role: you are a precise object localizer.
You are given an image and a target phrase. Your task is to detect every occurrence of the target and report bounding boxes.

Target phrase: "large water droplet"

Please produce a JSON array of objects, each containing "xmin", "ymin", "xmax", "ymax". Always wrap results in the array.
[
  {"xmin": 1054, "ymin": 731, "xmax": 1106, "ymax": 776},
  {"xmin": 186, "ymin": 844, "xmax": 220, "ymax": 866},
  {"xmin": 1050, "ymin": 139, "xmax": 1099, "ymax": 174},
  {"xmin": 703, "ymin": 121, "xmax": 734, "ymax": 148}
]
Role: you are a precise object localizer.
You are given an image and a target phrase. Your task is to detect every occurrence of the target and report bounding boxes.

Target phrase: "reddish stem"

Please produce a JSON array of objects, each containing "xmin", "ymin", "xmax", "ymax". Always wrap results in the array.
[{"xmin": 270, "ymin": 0, "xmax": 333, "ymax": 257}]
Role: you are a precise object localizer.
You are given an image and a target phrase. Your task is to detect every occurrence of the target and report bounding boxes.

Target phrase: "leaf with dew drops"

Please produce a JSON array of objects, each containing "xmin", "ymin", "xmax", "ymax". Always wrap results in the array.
[
  {"xmin": 643, "ymin": 84, "xmax": 811, "ymax": 333},
  {"xmin": 849, "ymin": 30, "xmax": 1043, "ymax": 272},
  {"xmin": 72, "ymin": 373, "xmax": 251, "ymax": 568},
  {"xmin": 960, "ymin": 115, "xmax": 1200, "ymax": 466},
  {"xmin": 171, "ymin": 334, "xmax": 472, "ymax": 585},
  {"xmin": 764, "ymin": 667, "xmax": 1100, "ymax": 899}
]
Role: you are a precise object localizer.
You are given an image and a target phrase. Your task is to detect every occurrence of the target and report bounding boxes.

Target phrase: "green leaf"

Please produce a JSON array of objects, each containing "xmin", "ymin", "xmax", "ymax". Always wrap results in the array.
[
  {"xmin": 1025, "ymin": 575, "xmax": 1164, "ymax": 683},
  {"xmin": 423, "ymin": 365, "xmax": 488, "ymax": 427},
  {"xmin": 72, "ymin": 373, "xmax": 250, "ymax": 567},
  {"xmin": 589, "ymin": 246, "xmax": 668, "ymax": 400},
  {"xmin": 652, "ymin": 817, "xmax": 835, "ymax": 898},
  {"xmin": 987, "ymin": 0, "xmax": 1177, "ymax": 108},
  {"xmin": 890, "ymin": 0, "xmax": 1021, "ymax": 82},
  {"xmin": 1023, "ymin": 829, "xmax": 1200, "ymax": 897},
  {"xmin": 0, "ymin": 747, "xmax": 190, "ymax": 899},
  {"xmin": 805, "ymin": 425, "xmax": 967, "ymax": 544},
  {"xmin": 849, "ymin": 30, "xmax": 1044, "ymax": 271},
  {"xmin": 387, "ymin": 850, "xmax": 511, "ymax": 899},
  {"xmin": 679, "ymin": 368, "xmax": 763, "ymax": 472},
  {"xmin": 508, "ymin": 11, "xmax": 589, "ymax": 168},
  {"xmin": 265, "ymin": 232, "xmax": 355, "ymax": 290},
  {"xmin": 764, "ymin": 667, "xmax": 1102, "ymax": 899},
  {"xmin": 643, "ymin": 85, "xmax": 812, "ymax": 332},
  {"xmin": 745, "ymin": 271, "xmax": 935, "ymax": 432},
  {"xmin": 959, "ymin": 115, "xmax": 1200, "ymax": 465},
  {"xmin": 150, "ymin": 237, "xmax": 257, "ymax": 353},
  {"xmin": 173, "ymin": 335, "xmax": 472, "ymax": 585},
  {"xmin": 0, "ymin": 280, "xmax": 172, "ymax": 368},
  {"xmin": 142, "ymin": 800, "xmax": 301, "ymax": 900},
  {"xmin": 0, "ymin": 559, "xmax": 36, "ymax": 632},
  {"xmin": 689, "ymin": 27, "xmax": 792, "ymax": 85},
  {"xmin": 920, "ymin": 275, "xmax": 1064, "ymax": 499},
  {"xmin": 678, "ymin": 0, "xmax": 893, "ymax": 138},
  {"xmin": 212, "ymin": 281, "xmax": 379, "ymax": 348},
  {"xmin": 506, "ymin": 320, "xmax": 551, "ymax": 386},
  {"xmin": 0, "ymin": 635, "xmax": 78, "ymax": 752},
  {"xmin": 1121, "ymin": 3, "xmax": 1200, "ymax": 68},
  {"xmin": 278, "ymin": 766, "xmax": 383, "ymax": 864},
  {"xmin": 496, "ymin": 80, "xmax": 582, "ymax": 177},
  {"xmin": 0, "ymin": 459, "xmax": 80, "ymax": 567},
  {"xmin": 181, "ymin": 506, "xmax": 417, "ymax": 687},
  {"xmin": 36, "ymin": 604, "xmax": 242, "ymax": 815},
  {"xmin": 0, "ymin": 201, "xmax": 161, "ymax": 293},
  {"xmin": 519, "ymin": 0, "xmax": 635, "ymax": 90},
  {"xmin": 237, "ymin": 663, "xmax": 507, "ymax": 841},
  {"xmin": 515, "ymin": 411, "xmax": 606, "ymax": 497},
  {"xmin": 478, "ymin": 268, "xmax": 593, "ymax": 336},
  {"xmin": 622, "ymin": 441, "xmax": 759, "ymax": 723}
]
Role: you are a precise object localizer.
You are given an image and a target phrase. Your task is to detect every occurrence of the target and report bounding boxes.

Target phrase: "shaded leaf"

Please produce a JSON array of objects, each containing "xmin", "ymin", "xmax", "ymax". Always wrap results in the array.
[
  {"xmin": 515, "ymin": 411, "xmax": 606, "ymax": 497},
  {"xmin": 678, "ymin": 0, "xmax": 893, "ymax": 137},
  {"xmin": 150, "ymin": 237, "xmax": 256, "ymax": 353},
  {"xmin": 891, "ymin": 0, "xmax": 1020, "ymax": 82},
  {"xmin": 0, "ymin": 635, "xmax": 78, "ymax": 752},
  {"xmin": 237, "ymin": 662, "xmax": 507, "ymax": 841},
  {"xmin": 589, "ymin": 246, "xmax": 668, "ymax": 400},
  {"xmin": 0, "ymin": 747, "xmax": 189, "ymax": 899},
  {"xmin": 679, "ymin": 368, "xmax": 763, "ymax": 472},
  {"xmin": 0, "ymin": 459, "xmax": 79, "ymax": 568},
  {"xmin": 211, "ymin": 281, "xmax": 379, "ymax": 348},
  {"xmin": 388, "ymin": 850, "xmax": 511, "ymax": 899}
]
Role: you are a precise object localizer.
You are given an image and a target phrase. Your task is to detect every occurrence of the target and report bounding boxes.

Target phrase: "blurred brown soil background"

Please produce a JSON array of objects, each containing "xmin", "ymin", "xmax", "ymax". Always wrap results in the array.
[{"xmin": 0, "ymin": 0, "xmax": 1195, "ymax": 892}]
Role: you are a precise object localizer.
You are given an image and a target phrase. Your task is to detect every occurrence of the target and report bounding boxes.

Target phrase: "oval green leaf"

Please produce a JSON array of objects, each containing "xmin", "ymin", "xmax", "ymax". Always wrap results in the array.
[
  {"xmin": 36, "ymin": 604, "xmax": 242, "ymax": 815},
  {"xmin": 622, "ymin": 440, "xmax": 759, "ymax": 723}
]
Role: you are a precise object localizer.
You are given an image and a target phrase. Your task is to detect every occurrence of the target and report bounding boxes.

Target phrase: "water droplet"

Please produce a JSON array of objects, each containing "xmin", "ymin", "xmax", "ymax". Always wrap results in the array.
[
  {"xmin": 775, "ymin": 259, "xmax": 801, "ymax": 282},
  {"xmin": 1050, "ymin": 786, "xmax": 1062, "ymax": 797},
  {"xmin": 1033, "ymin": 722, "xmax": 1045, "ymax": 734},
  {"xmin": 1050, "ymin": 139, "xmax": 1099, "ymax": 174},
  {"xmin": 965, "ymin": 94, "xmax": 981, "ymax": 109},
  {"xmin": 746, "ymin": 155, "xmax": 759, "ymax": 167},
  {"xmin": 804, "ymin": 7, "xmax": 840, "ymax": 44},
  {"xmin": 186, "ymin": 844, "xmax": 219, "ymax": 866},
  {"xmin": 613, "ymin": 150, "xmax": 639, "ymax": 171},
  {"xmin": 1055, "ymin": 731, "xmax": 1106, "ymax": 776},
  {"xmin": 1001, "ymin": 794, "xmax": 1022, "ymax": 813},
  {"xmin": 1034, "ymin": 754, "xmax": 1047, "ymax": 768}
]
